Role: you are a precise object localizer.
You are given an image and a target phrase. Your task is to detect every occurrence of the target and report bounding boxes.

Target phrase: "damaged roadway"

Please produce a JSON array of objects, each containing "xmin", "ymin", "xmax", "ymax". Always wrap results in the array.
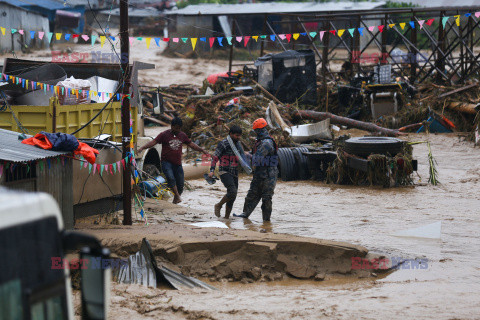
[{"xmin": 76, "ymin": 215, "xmax": 387, "ymax": 284}]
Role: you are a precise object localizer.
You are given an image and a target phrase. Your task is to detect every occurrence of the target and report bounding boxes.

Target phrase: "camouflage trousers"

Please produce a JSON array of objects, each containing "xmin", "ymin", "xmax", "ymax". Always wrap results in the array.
[{"xmin": 242, "ymin": 171, "xmax": 277, "ymax": 221}]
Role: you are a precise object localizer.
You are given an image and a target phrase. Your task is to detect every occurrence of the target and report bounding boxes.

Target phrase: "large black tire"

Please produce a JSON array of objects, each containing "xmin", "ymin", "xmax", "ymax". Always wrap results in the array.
[
  {"xmin": 344, "ymin": 137, "xmax": 405, "ymax": 157},
  {"xmin": 278, "ymin": 148, "xmax": 296, "ymax": 181},
  {"xmin": 292, "ymin": 147, "xmax": 311, "ymax": 180}
]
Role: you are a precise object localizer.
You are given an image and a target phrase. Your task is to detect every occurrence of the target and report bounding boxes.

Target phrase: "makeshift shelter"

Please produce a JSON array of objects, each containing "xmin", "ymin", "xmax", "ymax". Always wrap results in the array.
[{"xmin": 0, "ymin": 128, "xmax": 74, "ymax": 229}]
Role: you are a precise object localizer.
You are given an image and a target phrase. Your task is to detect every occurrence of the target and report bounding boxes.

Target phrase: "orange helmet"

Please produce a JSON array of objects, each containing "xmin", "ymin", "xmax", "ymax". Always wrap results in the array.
[{"xmin": 252, "ymin": 118, "xmax": 268, "ymax": 130}]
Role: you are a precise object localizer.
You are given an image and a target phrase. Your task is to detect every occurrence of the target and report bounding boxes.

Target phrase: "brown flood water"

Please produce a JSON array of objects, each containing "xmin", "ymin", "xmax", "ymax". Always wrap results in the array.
[{"xmin": 167, "ymin": 133, "xmax": 480, "ymax": 319}]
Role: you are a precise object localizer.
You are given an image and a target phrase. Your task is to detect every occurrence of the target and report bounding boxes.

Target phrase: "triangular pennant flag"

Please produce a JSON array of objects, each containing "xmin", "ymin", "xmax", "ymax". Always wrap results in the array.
[
  {"xmin": 378, "ymin": 25, "xmax": 384, "ymax": 33},
  {"xmin": 100, "ymin": 164, "xmax": 104, "ymax": 175},
  {"xmin": 154, "ymin": 37, "xmax": 161, "ymax": 46},
  {"xmin": 11, "ymin": 28, "xmax": 17, "ymax": 34},
  {"xmin": 72, "ymin": 34, "xmax": 79, "ymax": 38},
  {"xmin": 338, "ymin": 29, "xmax": 345, "ymax": 37},
  {"xmin": 417, "ymin": 20, "xmax": 425, "ymax": 29},
  {"xmin": 82, "ymin": 34, "xmax": 89, "ymax": 41},
  {"xmin": 93, "ymin": 164, "xmax": 97, "ymax": 174},
  {"xmin": 200, "ymin": 37, "xmax": 206, "ymax": 42},
  {"xmin": 260, "ymin": 35, "xmax": 267, "ymax": 39},
  {"xmin": 348, "ymin": 28, "xmax": 355, "ymax": 37},
  {"xmin": 110, "ymin": 36, "xmax": 115, "ymax": 41},
  {"xmin": 389, "ymin": 23, "xmax": 396, "ymax": 29},
  {"xmin": 226, "ymin": 37, "xmax": 233, "ymax": 45},
  {"xmin": 88, "ymin": 164, "xmax": 92, "ymax": 174},
  {"xmin": 368, "ymin": 26, "xmax": 375, "ymax": 32},
  {"xmin": 0, "ymin": 27, "xmax": 5, "ymax": 35},
  {"xmin": 65, "ymin": 34, "xmax": 71, "ymax": 41},
  {"xmin": 442, "ymin": 17, "xmax": 449, "ymax": 28},
  {"xmin": 426, "ymin": 19, "xmax": 435, "ymax": 26},
  {"xmin": 109, "ymin": 164, "xmax": 113, "ymax": 175},
  {"xmin": 47, "ymin": 32, "xmax": 53, "ymax": 43},
  {"xmin": 191, "ymin": 38, "xmax": 197, "ymax": 50},
  {"xmin": 181, "ymin": 38, "xmax": 188, "ymax": 43},
  {"xmin": 83, "ymin": 160, "xmax": 88, "ymax": 169},
  {"xmin": 113, "ymin": 162, "xmax": 117, "ymax": 174},
  {"xmin": 18, "ymin": 30, "xmax": 24, "ymax": 35},
  {"xmin": 217, "ymin": 37, "xmax": 223, "ymax": 46},
  {"xmin": 293, "ymin": 33, "xmax": 300, "ymax": 40},
  {"xmin": 319, "ymin": 31, "xmax": 325, "ymax": 41},
  {"xmin": 121, "ymin": 159, "xmax": 126, "ymax": 170},
  {"xmin": 476, "ymin": 12, "xmax": 480, "ymax": 18},
  {"xmin": 100, "ymin": 36, "xmax": 106, "ymax": 47},
  {"xmin": 329, "ymin": 30, "xmax": 336, "ymax": 35},
  {"xmin": 145, "ymin": 37, "xmax": 152, "ymax": 48},
  {"xmin": 270, "ymin": 35, "xmax": 275, "ymax": 41},
  {"xmin": 30, "ymin": 31, "xmax": 35, "ymax": 39},
  {"xmin": 465, "ymin": 13, "xmax": 471, "ymax": 18},
  {"xmin": 243, "ymin": 36, "xmax": 250, "ymax": 47},
  {"xmin": 286, "ymin": 34, "xmax": 292, "ymax": 42},
  {"xmin": 358, "ymin": 27, "xmax": 364, "ymax": 36},
  {"xmin": 129, "ymin": 37, "xmax": 134, "ymax": 45},
  {"xmin": 279, "ymin": 34, "xmax": 286, "ymax": 40},
  {"xmin": 455, "ymin": 15, "xmax": 460, "ymax": 27},
  {"xmin": 173, "ymin": 38, "xmax": 179, "ymax": 43},
  {"xmin": 236, "ymin": 36, "xmax": 242, "ymax": 42},
  {"xmin": 136, "ymin": 37, "xmax": 143, "ymax": 41},
  {"xmin": 91, "ymin": 35, "xmax": 97, "ymax": 46},
  {"xmin": 409, "ymin": 21, "xmax": 415, "ymax": 29},
  {"xmin": 400, "ymin": 22, "xmax": 406, "ymax": 30},
  {"xmin": 252, "ymin": 36, "xmax": 259, "ymax": 42},
  {"xmin": 300, "ymin": 32, "xmax": 307, "ymax": 36},
  {"xmin": 309, "ymin": 32, "xmax": 317, "ymax": 38},
  {"xmin": 55, "ymin": 33, "xmax": 62, "ymax": 40}
]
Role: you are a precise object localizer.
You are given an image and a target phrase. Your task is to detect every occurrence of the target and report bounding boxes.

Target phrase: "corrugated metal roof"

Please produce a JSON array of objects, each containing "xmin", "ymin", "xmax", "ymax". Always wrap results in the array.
[
  {"xmin": 166, "ymin": 1, "xmax": 386, "ymax": 16},
  {"xmin": 0, "ymin": 129, "xmax": 69, "ymax": 163},
  {"xmin": 2, "ymin": 0, "xmax": 68, "ymax": 10}
]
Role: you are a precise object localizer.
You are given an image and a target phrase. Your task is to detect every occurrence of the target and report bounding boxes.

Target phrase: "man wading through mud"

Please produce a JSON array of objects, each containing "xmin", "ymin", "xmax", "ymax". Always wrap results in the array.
[
  {"xmin": 234, "ymin": 118, "xmax": 278, "ymax": 221},
  {"xmin": 138, "ymin": 117, "xmax": 210, "ymax": 204},
  {"xmin": 208, "ymin": 125, "xmax": 247, "ymax": 218}
]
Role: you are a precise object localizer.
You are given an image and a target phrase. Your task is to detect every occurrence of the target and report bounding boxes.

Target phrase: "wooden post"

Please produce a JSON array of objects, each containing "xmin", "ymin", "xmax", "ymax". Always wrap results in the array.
[
  {"xmin": 410, "ymin": 11, "xmax": 418, "ymax": 82},
  {"xmin": 120, "ymin": 0, "xmax": 132, "ymax": 225},
  {"xmin": 436, "ymin": 11, "xmax": 446, "ymax": 83}
]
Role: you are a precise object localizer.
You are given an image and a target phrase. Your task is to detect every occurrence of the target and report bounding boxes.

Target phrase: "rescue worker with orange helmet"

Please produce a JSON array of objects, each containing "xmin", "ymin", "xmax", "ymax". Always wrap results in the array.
[{"xmin": 234, "ymin": 118, "xmax": 278, "ymax": 221}]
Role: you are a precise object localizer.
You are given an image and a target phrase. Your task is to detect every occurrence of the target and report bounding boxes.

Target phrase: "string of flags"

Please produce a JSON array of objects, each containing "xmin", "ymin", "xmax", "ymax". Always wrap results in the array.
[
  {"xmin": 0, "ymin": 72, "xmax": 131, "ymax": 101},
  {"xmin": 0, "ymin": 12, "xmax": 478, "ymax": 51},
  {"xmin": 78, "ymin": 152, "xmax": 136, "ymax": 176}
]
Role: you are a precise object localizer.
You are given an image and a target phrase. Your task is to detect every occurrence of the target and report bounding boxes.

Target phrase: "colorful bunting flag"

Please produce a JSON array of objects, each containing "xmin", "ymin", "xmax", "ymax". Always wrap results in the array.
[
  {"xmin": 426, "ymin": 19, "xmax": 435, "ymax": 26},
  {"xmin": 309, "ymin": 32, "xmax": 317, "ymax": 39},
  {"xmin": 146, "ymin": 37, "xmax": 152, "ymax": 48},
  {"xmin": 319, "ymin": 31, "xmax": 325, "ymax": 41},
  {"xmin": 191, "ymin": 38, "xmax": 197, "ymax": 50},
  {"xmin": 293, "ymin": 33, "xmax": 300, "ymax": 40},
  {"xmin": 378, "ymin": 25, "xmax": 384, "ymax": 33},
  {"xmin": 348, "ymin": 28, "xmax": 355, "ymax": 37},
  {"xmin": 400, "ymin": 22, "xmax": 406, "ymax": 30},
  {"xmin": 226, "ymin": 37, "xmax": 233, "ymax": 45},
  {"xmin": 455, "ymin": 15, "xmax": 460, "ymax": 26},
  {"xmin": 286, "ymin": 34, "xmax": 292, "ymax": 42},
  {"xmin": 244, "ymin": 36, "xmax": 250, "ymax": 47},
  {"xmin": 56, "ymin": 33, "xmax": 62, "ymax": 40},
  {"xmin": 217, "ymin": 37, "xmax": 223, "ymax": 47},
  {"xmin": 442, "ymin": 17, "xmax": 450, "ymax": 28},
  {"xmin": 418, "ymin": 20, "xmax": 425, "ymax": 29},
  {"xmin": 252, "ymin": 36, "xmax": 259, "ymax": 42}
]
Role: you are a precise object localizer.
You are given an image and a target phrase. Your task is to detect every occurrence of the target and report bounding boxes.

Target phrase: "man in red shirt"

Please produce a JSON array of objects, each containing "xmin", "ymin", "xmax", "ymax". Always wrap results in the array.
[{"xmin": 138, "ymin": 117, "xmax": 209, "ymax": 204}]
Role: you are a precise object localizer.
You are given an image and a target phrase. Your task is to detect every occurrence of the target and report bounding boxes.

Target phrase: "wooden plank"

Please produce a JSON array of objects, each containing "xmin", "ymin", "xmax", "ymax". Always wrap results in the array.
[{"xmin": 437, "ymin": 83, "xmax": 478, "ymax": 99}]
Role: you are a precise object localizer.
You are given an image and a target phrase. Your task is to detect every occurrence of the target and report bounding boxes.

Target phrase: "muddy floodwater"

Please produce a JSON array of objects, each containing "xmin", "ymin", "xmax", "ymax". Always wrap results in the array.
[{"xmin": 161, "ymin": 133, "xmax": 479, "ymax": 319}]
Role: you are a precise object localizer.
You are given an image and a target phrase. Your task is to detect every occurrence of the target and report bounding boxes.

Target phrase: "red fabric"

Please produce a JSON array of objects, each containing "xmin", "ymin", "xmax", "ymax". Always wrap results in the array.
[
  {"xmin": 207, "ymin": 72, "xmax": 229, "ymax": 85},
  {"xmin": 22, "ymin": 133, "xmax": 53, "ymax": 150},
  {"xmin": 22, "ymin": 133, "xmax": 98, "ymax": 164},
  {"xmin": 74, "ymin": 142, "xmax": 99, "ymax": 164},
  {"xmin": 154, "ymin": 129, "xmax": 191, "ymax": 166}
]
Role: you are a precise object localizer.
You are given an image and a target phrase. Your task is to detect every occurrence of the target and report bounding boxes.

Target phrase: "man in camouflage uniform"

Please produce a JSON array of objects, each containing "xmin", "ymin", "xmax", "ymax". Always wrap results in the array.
[{"xmin": 234, "ymin": 118, "xmax": 278, "ymax": 221}]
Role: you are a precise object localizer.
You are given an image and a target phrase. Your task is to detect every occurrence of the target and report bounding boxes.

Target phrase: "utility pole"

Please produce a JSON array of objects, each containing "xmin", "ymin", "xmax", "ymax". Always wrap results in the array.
[{"xmin": 120, "ymin": 0, "xmax": 132, "ymax": 225}]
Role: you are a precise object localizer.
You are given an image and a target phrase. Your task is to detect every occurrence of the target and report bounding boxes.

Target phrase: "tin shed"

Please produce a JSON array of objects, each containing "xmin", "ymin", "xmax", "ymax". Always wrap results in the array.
[{"xmin": 0, "ymin": 128, "xmax": 74, "ymax": 229}]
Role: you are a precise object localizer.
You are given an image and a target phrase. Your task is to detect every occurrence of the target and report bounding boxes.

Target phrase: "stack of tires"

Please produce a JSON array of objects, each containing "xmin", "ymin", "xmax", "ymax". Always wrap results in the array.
[
  {"xmin": 343, "ymin": 137, "xmax": 405, "ymax": 157},
  {"xmin": 277, "ymin": 147, "xmax": 311, "ymax": 181}
]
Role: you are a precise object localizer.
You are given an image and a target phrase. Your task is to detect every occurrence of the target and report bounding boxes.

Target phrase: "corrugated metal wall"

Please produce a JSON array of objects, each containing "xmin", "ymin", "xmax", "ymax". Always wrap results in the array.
[
  {"xmin": 0, "ymin": 3, "xmax": 50, "ymax": 53},
  {"xmin": 36, "ymin": 158, "xmax": 73, "ymax": 229}
]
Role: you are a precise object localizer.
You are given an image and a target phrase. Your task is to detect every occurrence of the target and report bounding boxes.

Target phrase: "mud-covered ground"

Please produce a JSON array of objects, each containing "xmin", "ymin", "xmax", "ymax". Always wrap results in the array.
[{"xmin": 76, "ymin": 132, "xmax": 480, "ymax": 320}]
